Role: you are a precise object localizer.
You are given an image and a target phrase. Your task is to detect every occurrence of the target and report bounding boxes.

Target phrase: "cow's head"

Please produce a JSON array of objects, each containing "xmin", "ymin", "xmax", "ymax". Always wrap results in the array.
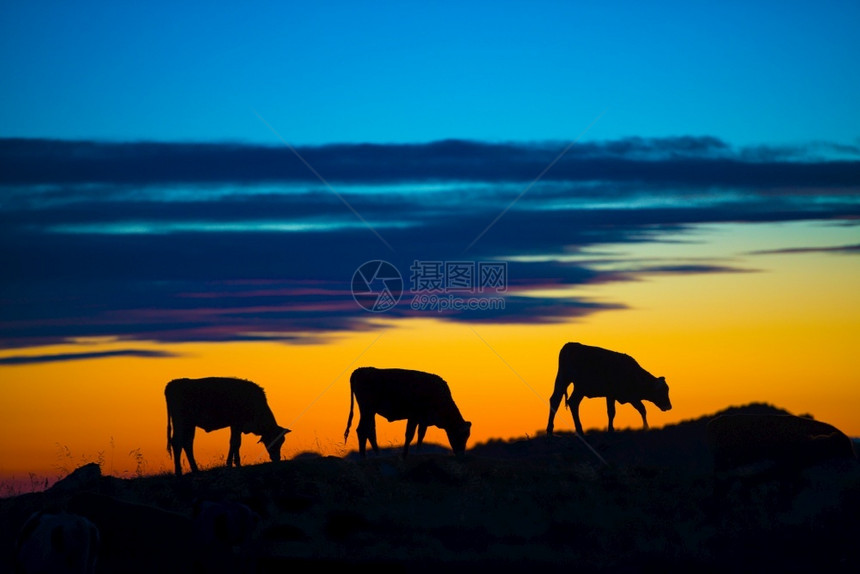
[
  {"xmin": 651, "ymin": 377, "xmax": 672, "ymax": 411},
  {"xmin": 260, "ymin": 426, "xmax": 291, "ymax": 462},
  {"xmin": 445, "ymin": 421, "xmax": 472, "ymax": 457}
]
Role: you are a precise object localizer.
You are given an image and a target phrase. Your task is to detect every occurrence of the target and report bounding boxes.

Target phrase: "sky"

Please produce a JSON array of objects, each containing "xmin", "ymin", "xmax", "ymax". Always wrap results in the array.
[{"xmin": 1, "ymin": 1, "xmax": 859, "ymax": 488}]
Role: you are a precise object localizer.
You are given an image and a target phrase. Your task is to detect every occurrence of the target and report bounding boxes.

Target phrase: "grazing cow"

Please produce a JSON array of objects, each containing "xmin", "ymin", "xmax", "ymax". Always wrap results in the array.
[
  {"xmin": 15, "ymin": 511, "xmax": 100, "ymax": 574},
  {"xmin": 546, "ymin": 342, "xmax": 672, "ymax": 436},
  {"xmin": 706, "ymin": 413, "xmax": 857, "ymax": 474},
  {"xmin": 165, "ymin": 377, "xmax": 290, "ymax": 476},
  {"xmin": 344, "ymin": 367, "xmax": 472, "ymax": 458}
]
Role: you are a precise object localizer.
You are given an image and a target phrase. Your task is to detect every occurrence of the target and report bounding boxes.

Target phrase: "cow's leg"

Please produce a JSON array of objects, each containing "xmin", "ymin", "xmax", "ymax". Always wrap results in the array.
[
  {"xmin": 356, "ymin": 416, "xmax": 368, "ymax": 458},
  {"xmin": 404, "ymin": 419, "xmax": 418, "ymax": 457},
  {"xmin": 631, "ymin": 400, "xmax": 649, "ymax": 429},
  {"xmin": 568, "ymin": 391, "xmax": 585, "ymax": 435},
  {"xmin": 368, "ymin": 419, "xmax": 380, "ymax": 455},
  {"xmin": 546, "ymin": 375, "xmax": 568, "ymax": 436},
  {"xmin": 357, "ymin": 414, "xmax": 377, "ymax": 458},
  {"xmin": 183, "ymin": 427, "xmax": 199, "ymax": 473},
  {"xmin": 417, "ymin": 424, "xmax": 427, "ymax": 450},
  {"xmin": 171, "ymin": 427, "xmax": 185, "ymax": 476},
  {"xmin": 228, "ymin": 426, "xmax": 242, "ymax": 467},
  {"xmin": 606, "ymin": 397, "xmax": 616, "ymax": 432}
]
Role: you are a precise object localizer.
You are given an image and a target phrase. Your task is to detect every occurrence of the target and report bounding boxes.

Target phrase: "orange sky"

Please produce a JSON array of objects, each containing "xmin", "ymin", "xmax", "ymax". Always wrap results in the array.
[{"xmin": 1, "ymin": 221, "xmax": 858, "ymax": 491}]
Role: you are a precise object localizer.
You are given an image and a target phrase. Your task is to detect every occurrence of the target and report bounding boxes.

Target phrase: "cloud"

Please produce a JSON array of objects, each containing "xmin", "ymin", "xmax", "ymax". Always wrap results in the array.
[
  {"xmin": 0, "ymin": 349, "xmax": 179, "ymax": 366},
  {"xmin": 2, "ymin": 137, "xmax": 859, "ymax": 188},
  {"xmin": 747, "ymin": 243, "xmax": 860, "ymax": 256},
  {"xmin": 402, "ymin": 295, "xmax": 627, "ymax": 324},
  {"xmin": 1, "ymin": 136, "xmax": 858, "ymax": 352},
  {"xmin": 633, "ymin": 264, "xmax": 757, "ymax": 275},
  {"xmin": 0, "ymin": 224, "xmax": 768, "ymax": 349}
]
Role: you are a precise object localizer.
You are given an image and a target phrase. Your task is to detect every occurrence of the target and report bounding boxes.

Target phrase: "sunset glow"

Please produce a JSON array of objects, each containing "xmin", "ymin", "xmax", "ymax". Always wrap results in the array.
[
  {"xmin": 2, "ymin": 1, "xmax": 859, "ymax": 493},
  {"xmin": 2, "ymin": 217, "xmax": 857, "ymax": 488}
]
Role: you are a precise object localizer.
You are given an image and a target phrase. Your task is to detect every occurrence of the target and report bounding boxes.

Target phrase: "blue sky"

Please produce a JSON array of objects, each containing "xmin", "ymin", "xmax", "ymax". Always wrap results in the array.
[
  {"xmin": 2, "ymin": 0, "xmax": 859, "ymax": 146},
  {"xmin": 1, "ymin": 1, "xmax": 859, "ymax": 359}
]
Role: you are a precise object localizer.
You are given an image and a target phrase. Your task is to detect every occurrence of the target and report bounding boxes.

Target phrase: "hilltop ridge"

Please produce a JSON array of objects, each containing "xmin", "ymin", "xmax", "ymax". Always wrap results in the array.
[{"xmin": 2, "ymin": 402, "xmax": 857, "ymax": 573}]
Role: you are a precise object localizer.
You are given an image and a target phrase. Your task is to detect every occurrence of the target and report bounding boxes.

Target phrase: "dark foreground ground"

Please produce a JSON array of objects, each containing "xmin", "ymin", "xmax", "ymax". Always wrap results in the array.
[{"xmin": 3, "ymin": 403, "xmax": 859, "ymax": 573}]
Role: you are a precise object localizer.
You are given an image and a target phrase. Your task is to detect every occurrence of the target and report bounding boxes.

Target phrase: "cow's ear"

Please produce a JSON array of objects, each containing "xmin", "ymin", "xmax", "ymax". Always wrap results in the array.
[
  {"xmin": 281, "ymin": 426, "xmax": 292, "ymax": 435},
  {"xmin": 658, "ymin": 376, "xmax": 666, "ymax": 383}
]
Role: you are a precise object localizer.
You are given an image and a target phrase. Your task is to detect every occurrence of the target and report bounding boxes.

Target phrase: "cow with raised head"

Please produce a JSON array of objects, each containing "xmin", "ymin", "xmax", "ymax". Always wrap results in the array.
[
  {"xmin": 165, "ymin": 377, "xmax": 290, "ymax": 476},
  {"xmin": 16, "ymin": 511, "xmax": 100, "ymax": 574},
  {"xmin": 344, "ymin": 367, "xmax": 472, "ymax": 458},
  {"xmin": 546, "ymin": 342, "xmax": 672, "ymax": 436}
]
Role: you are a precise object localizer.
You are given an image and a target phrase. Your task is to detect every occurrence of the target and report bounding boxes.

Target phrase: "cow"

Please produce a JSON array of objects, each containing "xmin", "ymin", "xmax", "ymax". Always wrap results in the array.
[
  {"xmin": 343, "ymin": 367, "xmax": 472, "ymax": 458},
  {"xmin": 706, "ymin": 413, "xmax": 858, "ymax": 474},
  {"xmin": 165, "ymin": 377, "xmax": 290, "ymax": 476},
  {"xmin": 546, "ymin": 342, "xmax": 672, "ymax": 436},
  {"xmin": 15, "ymin": 511, "xmax": 100, "ymax": 574}
]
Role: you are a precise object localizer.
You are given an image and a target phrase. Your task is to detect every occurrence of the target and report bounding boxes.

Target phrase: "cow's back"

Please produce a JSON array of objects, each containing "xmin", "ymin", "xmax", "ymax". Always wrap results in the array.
[
  {"xmin": 166, "ymin": 377, "xmax": 266, "ymax": 432},
  {"xmin": 560, "ymin": 343, "xmax": 650, "ymax": 399},
  {"xmin": 351, "ymin": 367, "xmax": 454, "ymax": 423}
]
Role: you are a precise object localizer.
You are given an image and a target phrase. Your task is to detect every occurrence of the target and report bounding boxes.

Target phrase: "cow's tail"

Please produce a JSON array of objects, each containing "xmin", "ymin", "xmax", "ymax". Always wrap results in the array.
[
  {"xmin": 553, "ymin": 346, "xmax": 571, "ymax": 411},
  {"xmin": 344, "ymin": 384, "xmax": 355, "ymax": 445},
  {"xmin": 166, "ymin": 400, "xmax": 173, "ymax": 457},
  {"xmin": 556, "ymin": 362, "xmax": 571, "ymax": 411}
]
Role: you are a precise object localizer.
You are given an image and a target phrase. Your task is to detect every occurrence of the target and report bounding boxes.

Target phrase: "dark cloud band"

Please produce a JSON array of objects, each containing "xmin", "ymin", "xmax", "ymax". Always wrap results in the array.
[
  {"xmin": 0, "ymin": 349, "xmax": 179, "ymax": 365},
  {"xmin": 1, "ymin": 136, "xmax": 858, "ymax": 354},
  {"xmin": 2, "ymin": 137, "xmax": 858, "ymax": 187}
]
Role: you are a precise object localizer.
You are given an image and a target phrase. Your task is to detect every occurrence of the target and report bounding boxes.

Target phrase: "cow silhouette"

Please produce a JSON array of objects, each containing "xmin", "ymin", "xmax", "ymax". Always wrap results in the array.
[
  {"xmin": 546, "ymin": 342, "xmax": 672, "ymax": 436},
  {"xmin": 344, "ymin": 367, "xmax": 472, "ymax": 458},
  {"xmin": 165, "ymin": 377, "xmax": 289, "ymax": 476}
]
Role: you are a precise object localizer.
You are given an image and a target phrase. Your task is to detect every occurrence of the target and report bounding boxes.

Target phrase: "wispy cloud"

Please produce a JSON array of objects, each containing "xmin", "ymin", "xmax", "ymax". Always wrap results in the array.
[
  {"xmin": 747, "ymin": 244, "xmax": 860, "ymax": 256},
  {"xmin": 0, "ymin": 349, "xmax": 179, "ymax": 366}
]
